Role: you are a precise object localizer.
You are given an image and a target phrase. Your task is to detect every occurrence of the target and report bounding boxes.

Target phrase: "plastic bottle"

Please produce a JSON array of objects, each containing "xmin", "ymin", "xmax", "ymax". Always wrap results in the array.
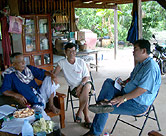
[
  {"xmin": 103, "ymin": 132, "xmax": 109, "ymax": 136},
  {"xmin": 22, "ymin": 119, "xmax": 34, "ymax": 136}
]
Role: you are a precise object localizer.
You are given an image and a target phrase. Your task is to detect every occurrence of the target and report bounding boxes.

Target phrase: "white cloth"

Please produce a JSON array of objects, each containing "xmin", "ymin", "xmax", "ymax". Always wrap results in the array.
[
  {"xmin": 39, "ymin": 76, "xmax": 60, "ymax": 108},
  {"xmin": 2, "ymin": 66, "xmax": 34, "ymax": 84},
  {"xmin": 0, "ymin": 115, "xmax": 35, "ymax": 135},
  {"xmin": 58, "ymin": 57, "xmax": 89, "ymax": 90}
]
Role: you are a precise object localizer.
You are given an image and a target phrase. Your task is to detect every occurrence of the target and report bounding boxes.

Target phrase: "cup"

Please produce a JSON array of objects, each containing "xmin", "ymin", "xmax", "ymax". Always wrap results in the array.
[{"xmin": 36, "ymin": 131, "xmax": 46, "ymax": 136}]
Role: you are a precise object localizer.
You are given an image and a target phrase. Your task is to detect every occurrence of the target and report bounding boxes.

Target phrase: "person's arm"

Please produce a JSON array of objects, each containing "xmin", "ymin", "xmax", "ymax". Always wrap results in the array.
[
  {"xmin": 45, "ymin": 65, "xmax": 61, "ymax": 84},
  {"xmin": 76, "ymin": 76, "xmax": 90, "ymax": 97},
  {"xmin": 111, "ymin": 87, "xmax": 147, "ymax": 107},
  {"xmin": 116, "ymin": 77, "xmax": 130, "ymax": 87},
  {"xmin": 76, "ymin": 63, "xmax": 90, "ymax": 97},
  {"xmin": 1, "ymin": 74, "xmax": 27, "ymax": 106},
  {"xmin": 3, "ymin": 90, "xmax": 27, "ymax": 105},
  {"xmin": 53, "ymin": 65, "xmax": 61, "ymax": 76}
]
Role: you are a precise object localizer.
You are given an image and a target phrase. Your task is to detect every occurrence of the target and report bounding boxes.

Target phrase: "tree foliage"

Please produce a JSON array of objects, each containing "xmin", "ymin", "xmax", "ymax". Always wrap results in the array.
[{"xmin": 75, "ymin": 1, "xmax": 166, "ymax": 42}]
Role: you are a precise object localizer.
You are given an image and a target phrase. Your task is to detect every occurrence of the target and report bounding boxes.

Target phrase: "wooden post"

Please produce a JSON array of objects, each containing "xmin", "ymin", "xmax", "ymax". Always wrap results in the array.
[
  {"xmin": 137, "ymin": 0, "xmax": 142, "ymax": 39},
  {"xmin": 114, "ymin": 5, "xmax": 118, "ymax": 60},
  {"xmin": 70, "ymin": 2, "xmax": 75, "ymax": 32}
]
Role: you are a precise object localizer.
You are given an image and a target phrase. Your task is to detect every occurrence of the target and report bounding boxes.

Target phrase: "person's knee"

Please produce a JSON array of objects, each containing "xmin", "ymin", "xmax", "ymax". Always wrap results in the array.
[
  {"xmin": 103, "ymin": 78, "xmax": 114, "ymax": 86},
  {"xmin": 83, "ymin": 83, "xmax": 91, "ymax": 92},
  {"xmin": 105, "ymin": 78, "xmax": 113, "ymax": 83}
]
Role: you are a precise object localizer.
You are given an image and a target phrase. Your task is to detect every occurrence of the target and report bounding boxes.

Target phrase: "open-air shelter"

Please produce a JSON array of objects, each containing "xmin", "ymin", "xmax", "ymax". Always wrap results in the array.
[{"xmin": 0, "ymin": 0, "xmax": 165, "ymax": 68}]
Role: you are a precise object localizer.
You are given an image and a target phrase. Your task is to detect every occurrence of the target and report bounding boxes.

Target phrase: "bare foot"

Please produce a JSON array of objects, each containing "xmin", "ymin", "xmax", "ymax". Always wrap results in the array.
[{"xmin": 49, "ymin": 105, "xmax": 60, "ymax": 114}]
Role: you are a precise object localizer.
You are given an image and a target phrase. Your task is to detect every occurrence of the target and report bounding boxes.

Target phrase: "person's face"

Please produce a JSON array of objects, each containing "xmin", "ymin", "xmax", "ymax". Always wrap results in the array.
[
  {"xmin": 12, "ymin": 55, "xmax": 25, "ymax": 72},
  {"xmin": 65, "ymin": 47, "xmax": 76, "ymax": 59},
  {"xmin": 133, "ymin": 44, "xmax": 145, "ymax": 62}
]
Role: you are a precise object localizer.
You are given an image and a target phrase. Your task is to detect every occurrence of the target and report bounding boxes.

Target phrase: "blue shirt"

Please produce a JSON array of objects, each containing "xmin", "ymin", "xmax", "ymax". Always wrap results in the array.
[
  {"xmin": 0, "ymin": 65, "xmax": 46, "ymax": 105},
  {"xmin": 124, "ymin": 57, "xmax": 161, "ymax": 106}
]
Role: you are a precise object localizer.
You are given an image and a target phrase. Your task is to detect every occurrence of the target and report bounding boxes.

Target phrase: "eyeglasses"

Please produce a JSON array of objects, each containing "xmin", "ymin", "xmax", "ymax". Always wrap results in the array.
[{"xmin": 66, "ymin": 50, "xmax": 76, "ymax": 54}]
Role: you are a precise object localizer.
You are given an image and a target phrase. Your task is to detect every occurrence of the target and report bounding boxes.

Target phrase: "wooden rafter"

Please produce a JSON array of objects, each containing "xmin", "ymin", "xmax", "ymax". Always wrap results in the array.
[
  {"xmin": 73, "ymin": 0, "xmax": 152, "ymax": 9},
  {"xmin": 74, "ymin": 2, "xmax": 117, "ymax": 9}
]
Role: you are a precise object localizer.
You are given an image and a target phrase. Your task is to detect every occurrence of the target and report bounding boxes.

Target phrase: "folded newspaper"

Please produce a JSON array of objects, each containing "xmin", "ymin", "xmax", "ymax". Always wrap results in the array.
[{"xmin": 114, "ymin": 77, "xmax": 122, "ymax": 91}]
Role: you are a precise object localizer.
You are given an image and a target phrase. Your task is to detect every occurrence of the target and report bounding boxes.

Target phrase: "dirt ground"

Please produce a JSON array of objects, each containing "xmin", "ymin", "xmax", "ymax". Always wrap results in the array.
[{"xmin": 55, "ymin": 47, "xmax": 166, "ymax": 136}]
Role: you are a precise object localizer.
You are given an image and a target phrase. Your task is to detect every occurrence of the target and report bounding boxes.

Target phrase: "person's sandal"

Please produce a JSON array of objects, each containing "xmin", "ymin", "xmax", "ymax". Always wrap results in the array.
[
  {"xmin": 84, "ymin": 122, "xmax": 92, "ymax": 129},
  {"xmin": 88, "ymin": 100, "xmax": 114, "ymax": 114},
  {"xmin": 75, "ymin": 115, "xmax": 82, "ymax": 123}
]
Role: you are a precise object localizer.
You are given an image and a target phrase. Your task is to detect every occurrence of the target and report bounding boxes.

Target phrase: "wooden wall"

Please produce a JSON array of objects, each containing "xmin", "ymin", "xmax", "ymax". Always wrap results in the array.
[
  {"xmin": 0, "ymin": 0, "xmax": 75, "ymax": 31},
  {"xmin": 0, "ymin": 0, "xmax": 71, "ymax": 15},
  {"xmin": 18, "ymin": 0, "xmax": 70, "ymax": 15}
]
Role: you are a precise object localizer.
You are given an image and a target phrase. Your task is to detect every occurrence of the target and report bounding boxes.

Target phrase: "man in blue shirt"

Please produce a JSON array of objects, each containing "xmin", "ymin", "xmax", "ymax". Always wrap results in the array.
[
  {"xmin": 0, "ymin": 52, "xmax": 60, "ymax": 114},
  {"xmin": 84, "ymin": 39, "xmax": 161, "ymax": 136}
]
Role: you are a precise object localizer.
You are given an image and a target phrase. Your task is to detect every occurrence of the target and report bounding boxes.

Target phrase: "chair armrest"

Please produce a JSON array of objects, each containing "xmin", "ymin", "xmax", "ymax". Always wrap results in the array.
[
  {"xmin": 56, "ymin": 92, "xmax": 66, "ymax": 98},
  {"xmin": 54, "ymin": 92, "xmax": 66, "ymax": 109}
]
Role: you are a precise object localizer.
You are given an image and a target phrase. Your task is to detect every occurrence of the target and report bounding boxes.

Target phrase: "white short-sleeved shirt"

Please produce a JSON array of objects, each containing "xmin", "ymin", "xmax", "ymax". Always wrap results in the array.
[{"xmin": 58, "ymin": 57, "xmax": 90, "ymax": 90}]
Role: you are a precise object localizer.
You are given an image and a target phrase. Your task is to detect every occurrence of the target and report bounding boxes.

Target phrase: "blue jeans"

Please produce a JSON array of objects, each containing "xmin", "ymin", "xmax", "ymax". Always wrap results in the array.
[{"xmin": 90, "ymin": 78, "xmax": 148, "ymax": 136}]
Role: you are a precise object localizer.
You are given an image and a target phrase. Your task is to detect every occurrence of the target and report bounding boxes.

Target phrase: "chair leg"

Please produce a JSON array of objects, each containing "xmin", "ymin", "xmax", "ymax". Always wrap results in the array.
[
  {"xmin": 138, "ymin": 113, "xmax": 150, "ymax": 136},
  {"xmin": 59, "ymin": 97, "xmax": 65, "ymax": 128},
  {"xmin": 66, "ymin": 88, "xmax": 70, "ymax": 111},
  {"xmin": 88, "ymin": 93, "xmax": 97, "ymax": 104},
  {"xmin": 89, "ymin": 95, "xmax": 91, "ymax": 104},
  {"xmin": 111, "ymin": 105, "xmax": 161, "ymax": 136},
  {"xmin": 94, "ymin": 93, "xmax": 97, "ymax": 102},
  {"xmin": 110, "ymin": 114, "xmax": 121, "ymax": 134},
  {"xmin": 138, "ymin": 106, "xmax": 154, "ymax": 136},
  {"xmin": 69, "ymin": 92, "xmax": 76, "ymax": 122},
  {"xmin": 59, "ymin": 113, "xmax": 65, "ymax": 128},
  {"xmin": 152, "ymin": 105, "xmax": 161, "ymax": 131}
]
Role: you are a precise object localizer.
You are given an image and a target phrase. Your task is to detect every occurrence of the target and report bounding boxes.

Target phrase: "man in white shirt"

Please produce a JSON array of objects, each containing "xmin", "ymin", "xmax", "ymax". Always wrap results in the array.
[{"xmin": 53, "ymin": 43, "xmax": 92, "ymax": 128}]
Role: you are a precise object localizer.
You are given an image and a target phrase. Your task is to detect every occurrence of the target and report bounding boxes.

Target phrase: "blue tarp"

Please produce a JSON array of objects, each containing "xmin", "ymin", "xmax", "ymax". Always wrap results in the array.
[{"xmin": 127, "ymin": 11, "xmax": 138, "ymax": 44}]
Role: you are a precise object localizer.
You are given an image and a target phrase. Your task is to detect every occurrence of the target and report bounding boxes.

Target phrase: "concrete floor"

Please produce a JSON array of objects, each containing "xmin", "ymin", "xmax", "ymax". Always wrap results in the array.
[{"xmin": 53, "ymin": 47, "xmax": 166, "ymax": 136}]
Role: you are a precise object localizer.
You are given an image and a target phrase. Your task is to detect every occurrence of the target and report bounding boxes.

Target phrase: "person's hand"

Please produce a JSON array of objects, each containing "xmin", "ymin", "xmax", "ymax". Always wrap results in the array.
[
  {"xmin": 117, "ymin": 78, "xmax": 125, "ymax": 87},
  {"xmin": 110, "ymin": 96, "xmax": 125, "ymax": 107},
  {"xmin": 50, "ymin": 73, "xmax": 58, "ymax": 84},
  {"xmin": 117, "ymin": 78, "xmax": 123, "ymax": 84},
  {"xmin": 14, "ymin": 94, "xmax": 27, "ymax": 106},
  {"xmin": 76, "ymin": 85, "xmax": 82, "ymax": 97}
]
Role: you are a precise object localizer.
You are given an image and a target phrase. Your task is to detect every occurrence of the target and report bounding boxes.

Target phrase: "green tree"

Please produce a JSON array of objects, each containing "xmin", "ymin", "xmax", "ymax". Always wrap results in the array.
[
  {"xmin": 75, "ymin": 1, "xmax": 166, "ymax": 43},
  {"xmin": 141, "ymin": 1, "xmax": 166, "ymax": 39}
]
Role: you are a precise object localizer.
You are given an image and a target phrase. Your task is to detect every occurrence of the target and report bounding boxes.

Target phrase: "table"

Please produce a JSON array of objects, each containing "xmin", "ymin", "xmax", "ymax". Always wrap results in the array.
[
  {"xmin": 0, "ymin": 96, "xmax": 65, "ymax": 136},
  {"xmin": 54, "ymin": 50, "xmax": 98, "ymax": 71},
  {"xmin": 0, "ymin": 131, "xmax": 66, "ymax": 136},
  {"xmin": 76, "ymin": 50, "xmax": 98, "ymax": 72}
]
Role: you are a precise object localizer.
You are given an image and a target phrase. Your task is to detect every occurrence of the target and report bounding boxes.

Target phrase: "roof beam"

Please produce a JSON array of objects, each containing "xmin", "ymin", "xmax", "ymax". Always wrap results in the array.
[
  {"xmin": 73, "ymin": 2, "xmax": 117, "ymax": 9},
  {"xmin": 73, "ymin": 0, "xmax": 152, "ymax": 6}
]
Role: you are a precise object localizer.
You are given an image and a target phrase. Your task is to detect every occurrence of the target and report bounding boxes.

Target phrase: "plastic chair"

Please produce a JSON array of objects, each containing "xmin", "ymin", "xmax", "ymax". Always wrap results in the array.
[
  {"xmin": 110, "ymin": 91, "xmax": 161, "ymax": 136},
  {"xmin": 65, "ymin": 71, "xmax": 97, "ymax": 122}
]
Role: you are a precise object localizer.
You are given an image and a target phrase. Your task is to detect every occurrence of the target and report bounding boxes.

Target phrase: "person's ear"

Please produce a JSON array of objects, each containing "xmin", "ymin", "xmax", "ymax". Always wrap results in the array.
[
  {"xmin": 142, "ymin": 48, "xmax": 146, "ymax": 54},
  {"xmin": 12, "ymin": 62, "xmax": 15, "ymax": 67},
  {"xmin": 64, "ymin": 50, "xmax": 67, "ymax": 55}
]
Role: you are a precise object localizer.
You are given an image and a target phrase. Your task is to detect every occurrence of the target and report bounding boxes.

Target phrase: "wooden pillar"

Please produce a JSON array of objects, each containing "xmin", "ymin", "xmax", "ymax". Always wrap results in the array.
[
  {"xmin": 70, "ymin": 2, "xmax": 75, "ymax": 32},
  {"xmin": 137, "ymin": 0, "xmax": 142, "ymax": 39},
  {"xmin": 114, "ymin": 5, "xmax": 118, "ymax": 60}
]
